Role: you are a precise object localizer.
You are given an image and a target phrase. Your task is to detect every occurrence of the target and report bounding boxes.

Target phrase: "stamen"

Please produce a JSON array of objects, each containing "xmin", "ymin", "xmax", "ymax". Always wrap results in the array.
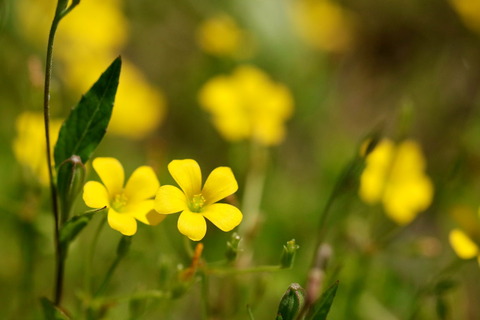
[
  {"xmin": 111, "ymin": 193, "xmax": 128, "ymax": 212},
  {"xmin": 190, "ymin": 194, "xmax": 206, "ymax": 212}
]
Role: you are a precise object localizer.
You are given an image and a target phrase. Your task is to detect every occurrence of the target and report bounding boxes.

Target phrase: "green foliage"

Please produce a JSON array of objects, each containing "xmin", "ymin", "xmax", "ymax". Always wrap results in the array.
[{"xmin": 306, "ymin": 281, "xmax": 339, "ymax": 320}]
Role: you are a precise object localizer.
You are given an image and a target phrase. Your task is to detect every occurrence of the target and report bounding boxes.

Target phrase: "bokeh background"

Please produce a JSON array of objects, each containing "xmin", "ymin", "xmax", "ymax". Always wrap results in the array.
[{"xmin": 1, "ymin": 0, "xmax": 480, "ymax": 319}]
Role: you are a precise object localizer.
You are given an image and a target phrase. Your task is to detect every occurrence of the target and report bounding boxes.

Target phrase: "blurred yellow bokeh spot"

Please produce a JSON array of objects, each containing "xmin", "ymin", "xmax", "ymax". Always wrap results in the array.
[
  {"xmin": 359, "ymin": 139, "xmax": 434, "ymax": 225},
  {"xmin": 13, "ymin": 112, "xmax": 62, "ymax": 185},
  {"xmin": 292, "ymin": 0, "xmax": 355, "ymax": 53},
  {"xmin": 450, "ymin": 0, "xmax": 480, "ymax": 34},
  {"xmin": 196, "ymin": 14, "xmax": 248, "ymax": 57},
  {"xmin": 198, "ymin": 65, "xmax": 293, "ymax": 146}
]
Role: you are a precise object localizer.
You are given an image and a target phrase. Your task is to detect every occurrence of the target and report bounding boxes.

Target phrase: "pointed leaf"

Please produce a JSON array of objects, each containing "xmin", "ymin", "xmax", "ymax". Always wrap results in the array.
[
  {"xmin": 307, "ymin": 281, "xmax": 339, "ymax": 320},
  {"xmin": 54, "ymin": 57, "xmax": 121, "ymax": 168},
  {"xmin": 59, "ymin": 209, "xmax": 104, "ymax": 252}
]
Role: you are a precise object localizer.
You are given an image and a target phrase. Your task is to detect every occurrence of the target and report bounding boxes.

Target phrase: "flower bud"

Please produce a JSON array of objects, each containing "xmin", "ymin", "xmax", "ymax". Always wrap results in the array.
[
  {"xmin": 276, "ymin": 283, "xmax": 306, "ymax": 320},
  {"xmin": 280, "ymin": 239, "xmax": 299, "ymax": 269}
]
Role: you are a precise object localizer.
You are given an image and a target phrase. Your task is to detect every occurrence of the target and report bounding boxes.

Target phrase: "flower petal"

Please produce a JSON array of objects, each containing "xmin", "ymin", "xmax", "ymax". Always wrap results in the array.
[
  {"xmin": 168, "ymin": 159, "xmax": 202, "ymax": 198},
  {"xmin": 124, "ymin": 166, "xmax": 160, "ymax": 202},
  {"xmin": 154, "ymin": 185, "xmax": 188, "ymax": 214},
  {"xmin": 93, "ymin": 157, "xmax": 124, "ymax": 196},
  {"xmin": 202, "ymin": 203, "xmax": 242, "ymax": 232},
  {"xmin": 108, "ymin": 209, "xmax": 137, "ymax": 236},
  {"xmin": 126, "ymin": 200, "xmax": 166, "ymax": 226},
  {"xmin": 449, "ymin": 228, "xmax": 479, "ymax": 259},
  {"xmin": 202, "ymin": 166, "xmax": 238, "ymax": 205},
  {"xmin": 83, "ymin": 181, "xmax": 109, "ymax": 208},
  {"xmin": 178, "ymin": 210, "xmax": 207, "ymax": 241}
]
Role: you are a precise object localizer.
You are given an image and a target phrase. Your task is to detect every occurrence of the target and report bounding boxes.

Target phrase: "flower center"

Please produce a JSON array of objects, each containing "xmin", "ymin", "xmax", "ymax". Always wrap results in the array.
[
  {"xmin": 111, "ymin": 193, "xmax": 128, "ymax": 212},
  {"xmin": 189, "ymin": 193, "xmax": 206, "ymax": 213}
]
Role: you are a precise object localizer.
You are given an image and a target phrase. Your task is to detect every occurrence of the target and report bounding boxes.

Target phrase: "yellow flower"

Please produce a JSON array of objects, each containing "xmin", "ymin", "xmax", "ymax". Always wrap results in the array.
[
  {"xmin": 198, "ymin": 65, "xmax": 294, "ymax": 146},
  {"xmin": 359, "ymin": 139, "xmax": 434, "ymax": 225},
  {"xmin": 154, "ymin": 159, "xmax": 242, "ymax": 241},
  {"xmin": 292, "ymin": 0, "xmax": 355, "ymax": 53},
  {"xmin": 196, "ymin": 14, "xmax": 247, "ymax": 57},
  {"xmin": 83, "ymin": 158, "xmax": 164, "ymax": 236},
  {"xmin": 13, "ymin": 112, "xmax": 62, "ymax": 185},
  {"xmin": 449, "ymin": 0, "xmax": 480, "ymax": 34}
]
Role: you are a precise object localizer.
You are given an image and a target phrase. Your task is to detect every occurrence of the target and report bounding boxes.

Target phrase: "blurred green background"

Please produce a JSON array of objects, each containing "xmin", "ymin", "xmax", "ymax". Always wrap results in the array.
[{"xmin": 1, "ymin": 0, "xmax": 480, "ymax": 319}]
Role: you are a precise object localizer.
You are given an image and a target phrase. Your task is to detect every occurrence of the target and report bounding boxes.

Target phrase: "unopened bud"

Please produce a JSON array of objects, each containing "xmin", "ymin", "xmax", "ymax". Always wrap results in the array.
[
  {"xmin": 280, "ymin": 239, "xmax": 299, "ymax": 269},
  {"xmin": 276, "ymin": 283, "xmax": 306, "ymax": 320},
  {"xmin": 57, "ymin": 155, "xmax": 86, "ymax": 224}
]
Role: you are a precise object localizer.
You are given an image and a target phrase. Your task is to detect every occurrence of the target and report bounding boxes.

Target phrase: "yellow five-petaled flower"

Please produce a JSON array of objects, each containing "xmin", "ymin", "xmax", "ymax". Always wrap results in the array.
[
  {"xmin": 83, "ymin": 157, "xmax": 165, "ymax": 236},
  {"xmin": 154, "ymin": 159, "xmax": 243, "ymax": 241}
]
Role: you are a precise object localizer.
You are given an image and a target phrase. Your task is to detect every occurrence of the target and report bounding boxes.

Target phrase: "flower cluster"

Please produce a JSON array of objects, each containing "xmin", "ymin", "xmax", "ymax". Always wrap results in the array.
[
  {"xmin": 359, "ymin": 139, "xmax": 434, "ymax": 225},
  {"xmin": 198, "ymin": 65, "xmax": 294, "ymax": 146},
  {"xmin": 83, "ymin": 158, "xmax": 242, "ymax": 240}
]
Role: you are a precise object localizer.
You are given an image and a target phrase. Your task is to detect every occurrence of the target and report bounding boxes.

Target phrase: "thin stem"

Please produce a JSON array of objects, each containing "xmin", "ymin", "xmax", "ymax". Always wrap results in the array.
[
  {"xmin": 94, "ymin": 255, "xmax": 123, "ymax": 298},
  {"xmin": 240, "ymin": 141, "xmax": 268, "ymax": 239},
  {"xmin": 44, "ymin": 12, "xmax": 63, "ymax": 305},
  {"xmin": 85, "ymin": 216, "xmax": 107, "ymax": 296}
]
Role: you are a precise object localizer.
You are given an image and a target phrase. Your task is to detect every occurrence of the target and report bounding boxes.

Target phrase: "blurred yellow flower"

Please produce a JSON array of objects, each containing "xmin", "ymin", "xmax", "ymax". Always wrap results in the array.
[
  {"xmin": 154, "ymin": 159, "xmax": 242, "ymax": 241},
  {"xmin": 15, "ymin": 0, "xmax": 166, "ymax": 140},
  {"xmin": 196, "ymin": 14, "xmax": 247, "ymax": 57},
  {"xmin": 83, "ymin": 157, "xmax": 164, "ymax": 236},
  {"xmin": 13, "ymin": 112, "xmax": 62, "ymax": 185},
  {"xmin": 359, "ymin": 139, "xmax": 434, "ymax": 225},
  {"xmin": 449, "ymin": 228, "xmax": 479, "ymax": 262},
  {"xmin": 449, "ymin": 0, "xmax": 480, "ymax": 34},
  {"xmin": 292, "ymin": 0, "xmax": 355, "ymax": 52},
  {"xmin": 448, "ymin": 206, "xmax": 480, "ymax": 265},
  {"xmin": 198, "ymin": 65, "xmax": 294, "ymax": 146}
]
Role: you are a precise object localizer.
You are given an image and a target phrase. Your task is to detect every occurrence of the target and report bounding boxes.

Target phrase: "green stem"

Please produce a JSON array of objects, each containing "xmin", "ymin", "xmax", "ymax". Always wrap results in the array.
[
  {"xmin": 94, "ymin": 255, "xmax": 123, "ymax": 298},
  {"xmin": 43, "ymin": 0, "xmax": 80, "ymax": 306},
  {"xmin": 240, "ymin": 142, "xmax": 268, "ymax": 240},
  {"xmin": 85, "ymin": 216, "xmax": 107, "ymax": 296},
  {"xmin": 44, "ymin": 10, "xmax": 63, "ymax": 306},
  {"xmin": 94, "ymin": 236, "xmax": 132, "ymax": 298}
]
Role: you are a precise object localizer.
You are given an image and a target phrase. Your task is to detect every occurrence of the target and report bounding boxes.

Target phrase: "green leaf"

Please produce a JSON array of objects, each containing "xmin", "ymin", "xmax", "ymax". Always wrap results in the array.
[
  {"xmin": 59, "ymin": 209, "xmax": 104, "ymax": 252},
  {"xmin": 306, "ymin": 281, "xmax": 339, "ymax": 320},
  {"xmin": 40, "ymin": 297, "xmax": 70, "ymax": 320},
  {"xmin": 54, "ymin": 56, "xmax": 121, "ymax": 168}
]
